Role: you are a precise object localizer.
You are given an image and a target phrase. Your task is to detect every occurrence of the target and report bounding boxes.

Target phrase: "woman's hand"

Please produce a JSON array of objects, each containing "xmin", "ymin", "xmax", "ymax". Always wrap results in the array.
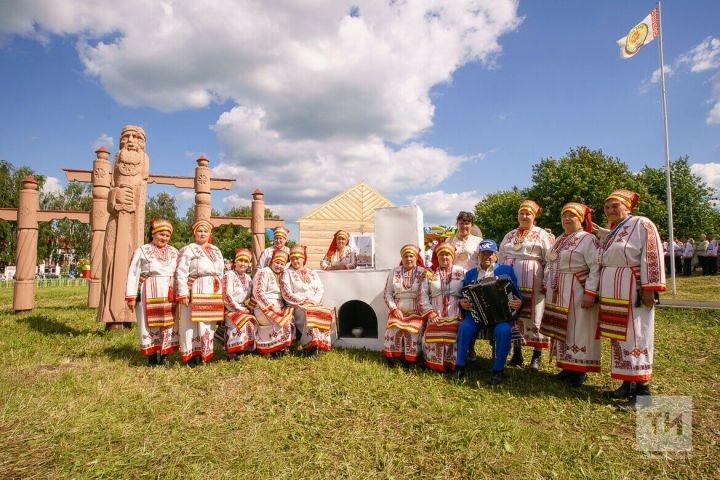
[
  {"xmin": 126, "ymin": 300, "xmax": 136, "ymax": 311},
  {"xmin": 178, "ymin": 298, "xmax": 189, "ymax": 305},
  {"xmin": 580, "ymin": 293, "xmax": 595, "ymax": 309},
  {"xmin": 641, "ymin": 290, "xmax": 655, "ymax": 308},
  {"xmin": 509, "ymin": 296, "xmax": 522, "ymax": 311}
]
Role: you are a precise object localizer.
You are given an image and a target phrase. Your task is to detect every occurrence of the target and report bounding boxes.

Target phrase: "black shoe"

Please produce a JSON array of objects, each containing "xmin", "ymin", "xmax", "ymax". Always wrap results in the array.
[
  {"xmin": 147, "ymin": 353, "xmax": 158, "ymax": 367},
  {"xmin": 307, "ymin": 346, "xmax": 320, "ymax": 357},
  {"xmin": 383, "ymin": 357, "xmax": 395, "ymax": 367},
  {"xmin": 508, "ymin": 346, "xmax": 524, "ymax": 367},
  {"xmin": 187, "ymin": 357, "xmax": 198, "ymax": 368},
  {"xmin": 554, "ymin": 369, "xmax": 571, "ymax": 382},
  {"xmin": 487, "ymin": 370, "xmax": 504, "ymax": 385},
  {"xmin": 603, "ymin": 381, "xmax": 636, "ymax": 400},
  {"xmin": 528, "ymin": 350, "xmax": 542, "ymax": 371},
  {"xmin": 620, "ymin": 383, "xmax": 652, "ymax": 410},
  {"xmin": 569, "ymin": 372, "xmax": 587, "ymax": 388},
  {"xmin": 227, "ymin": 352, "xmax": 238, "ymax": 362},
  {"xmin": 451, "ymin": 367, "xmax": 465, "ymax": 379},
  {"xmin": 157, "ymin": 355, "xmax": 169, "ymax": 367}
]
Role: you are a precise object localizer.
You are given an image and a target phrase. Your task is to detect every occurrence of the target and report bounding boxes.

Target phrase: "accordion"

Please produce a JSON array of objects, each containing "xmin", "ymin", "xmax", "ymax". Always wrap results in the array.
[{"xmin": 461, "ymin": 275, "xmax": 515, "ymax": 326}]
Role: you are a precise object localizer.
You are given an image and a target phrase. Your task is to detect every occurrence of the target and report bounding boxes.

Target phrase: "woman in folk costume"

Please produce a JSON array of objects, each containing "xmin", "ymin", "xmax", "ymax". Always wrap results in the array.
[
  {"xmin": 257, "ymin": 226, "xmax": 290, "ymax": 270},
  {"xmin": 383, "ymin": 244, "xmax": 434, "ymax": 366},
  {"xmin": 320, "ymin": 230, "xmax": 357, "ymax": 270},
  {"xmin": 498, "ymin": 199, "xmax": 554, "ymax": 371},
  {"xmin": 125, "ymin": 219, "xmax": 179, "ymax": 367},
  {"xmin": 446, "ymin": 211, "xmax": 483, "ymax": 271},
  {"xmin": 223, "ymin": 247, "xmax": 257, "ymax": 360},
  {"xmin": 598, "ymin": 189, "xmax": 664, "ymax": 406},
  {"xmin": 421, "ymin": 243, "xmax": 465, "ymax": 372},
  {"xmin": 253, "ymin": 249, "xmax": 295, "ymax": 357},
  {"xmin": 540, "ymin": 203, "xmax": 601, "ymax": 388},
  {"xmin": 281, "ymin": 245, "xmax": 335, "ymax": 355},
  {"xmin": 175, "ymin": 219, "xmax": 225, "ymax": 366}
]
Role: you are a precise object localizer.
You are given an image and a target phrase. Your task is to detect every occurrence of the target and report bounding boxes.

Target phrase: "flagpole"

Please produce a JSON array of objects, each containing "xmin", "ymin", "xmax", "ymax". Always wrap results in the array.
[{"xmin": 656, "ymin": 0, "xmax": 676, "ymax": 294}]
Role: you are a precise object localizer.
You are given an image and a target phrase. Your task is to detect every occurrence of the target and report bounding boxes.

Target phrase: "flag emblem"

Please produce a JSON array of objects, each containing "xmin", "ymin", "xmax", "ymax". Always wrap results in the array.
[{"xmin": 624, "ymin": 22, "xmax": 649, "ymax": 56}]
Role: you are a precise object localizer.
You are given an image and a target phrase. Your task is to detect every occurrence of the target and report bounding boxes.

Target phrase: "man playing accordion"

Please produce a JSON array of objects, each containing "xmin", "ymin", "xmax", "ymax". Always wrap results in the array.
[{"xmin": 455, "ymin": 240, "xmax": 523, "ymax": 384}]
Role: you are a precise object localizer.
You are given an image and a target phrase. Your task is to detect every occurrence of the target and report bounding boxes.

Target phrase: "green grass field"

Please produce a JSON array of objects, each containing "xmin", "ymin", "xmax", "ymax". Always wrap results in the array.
[{"xmin": 0, "ymin": 286, "xmax": 718, "ymax": 479}]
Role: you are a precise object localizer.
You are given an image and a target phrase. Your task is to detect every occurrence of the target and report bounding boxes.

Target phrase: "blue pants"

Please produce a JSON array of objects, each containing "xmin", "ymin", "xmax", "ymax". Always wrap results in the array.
[{"xmin": 456, "ymin": 317, "xmax": 512, "ymax": 372}]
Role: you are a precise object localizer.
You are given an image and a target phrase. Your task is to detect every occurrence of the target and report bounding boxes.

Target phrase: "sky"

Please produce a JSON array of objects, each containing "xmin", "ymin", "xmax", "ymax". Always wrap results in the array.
[{"xmin": 1, "ymin": 0, "xmax": 718, "ymax": 240}]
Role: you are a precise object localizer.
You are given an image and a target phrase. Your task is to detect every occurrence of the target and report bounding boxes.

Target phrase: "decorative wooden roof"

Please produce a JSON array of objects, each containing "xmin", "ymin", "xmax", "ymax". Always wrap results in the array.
[{"xmin": 298, "ymin": 182, "xmax": 394, "ymax": 222}]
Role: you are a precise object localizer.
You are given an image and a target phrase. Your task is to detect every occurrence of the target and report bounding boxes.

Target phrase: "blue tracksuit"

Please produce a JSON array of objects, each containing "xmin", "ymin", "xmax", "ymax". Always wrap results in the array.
[{"xmin": 456, "ymin": 263, "xmax": 521, "ymax": 371}]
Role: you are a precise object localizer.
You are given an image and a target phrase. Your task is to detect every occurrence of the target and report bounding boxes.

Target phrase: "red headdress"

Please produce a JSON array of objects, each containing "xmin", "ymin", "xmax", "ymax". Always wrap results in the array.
[
  {"xmin": 324, "ymin": 230, "xmax": 350, "ymax": 260},
  {"xmin": 606, "ymin": 189, "xmax": 640, "ymax": 211},
  {"xmin": 561, "ymin": 202, "xmax": 593, "ymax": 233}
]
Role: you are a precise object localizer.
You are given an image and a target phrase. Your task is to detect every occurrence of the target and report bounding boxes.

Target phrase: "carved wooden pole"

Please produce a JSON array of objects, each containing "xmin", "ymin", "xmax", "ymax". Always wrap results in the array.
[
  {"xmin": 88, "ymin": 147, "xmax": 111, "ymax": 307},
  {"xmin": 251, "ymin": 188, "xmax": 265, "ymax": 265},
  {"xmin": 194, "ymin": 155, "xmax": 211, "ymax": 222},
  {"xmin": 14, "ymin": 176, "xmax": 39, "ymax": 312}
]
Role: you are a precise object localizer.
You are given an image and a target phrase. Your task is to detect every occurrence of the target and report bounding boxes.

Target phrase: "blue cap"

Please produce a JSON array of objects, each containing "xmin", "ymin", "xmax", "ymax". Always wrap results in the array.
[{"xmin": 478, "ymin": 239, "xmax": 497, "ymax": 253}]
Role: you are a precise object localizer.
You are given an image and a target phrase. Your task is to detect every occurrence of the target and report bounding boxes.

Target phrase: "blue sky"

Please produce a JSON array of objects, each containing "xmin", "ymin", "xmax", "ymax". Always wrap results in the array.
[{"xmin": 1, "ymin": 1, "xmax": 718, "ymax": 239}]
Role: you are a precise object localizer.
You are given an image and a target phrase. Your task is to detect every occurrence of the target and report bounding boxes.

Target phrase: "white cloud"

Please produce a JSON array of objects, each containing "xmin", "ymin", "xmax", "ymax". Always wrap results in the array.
[
  {"xmin": 407, "ymin": 190, "xmax": 481, "ymax": 225},
  {"xmin": 177, "ymin": 191, "xmax": 195, "ymax": 201},
  {"xmin": 675, "ymin": 37, "xmax": 720, "ymax": 125},
  {"xmin": 41, "ymin": 176, "xmax": 63, "ymax": 195},
  {"xmin": 91, "ymin": 133, "xmax": 113, "ymax": 151},
  {"xmin": 1, "ymin": 0, "xmax": 522, "ymax": 217},
  {"xmin": 650, "ymin": 64, "xmax": 672, "ymax": 84},
  {"xmin": 679, "ymin": 36, "xmax": 720, "ymax": 73},
  {"xmin": 690, "ymin": 162, "xmax": 720, "ymax": 191}
]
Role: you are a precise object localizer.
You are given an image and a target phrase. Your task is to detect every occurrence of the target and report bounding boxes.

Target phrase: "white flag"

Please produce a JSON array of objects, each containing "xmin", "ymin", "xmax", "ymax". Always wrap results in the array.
[{"xmin": 617, "ymin": 8, "xmax": 659, "ymax": 59}]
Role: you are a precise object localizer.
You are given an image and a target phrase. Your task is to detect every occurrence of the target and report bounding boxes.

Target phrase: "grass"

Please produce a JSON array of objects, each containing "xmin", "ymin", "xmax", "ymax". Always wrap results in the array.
[
  {"xmin": 662, "ymin": 274, "xmax": 720, "ymax": 302},
  {"xmin": 0, "ymin": 287, "xmax": 718, "ymax": 479}
]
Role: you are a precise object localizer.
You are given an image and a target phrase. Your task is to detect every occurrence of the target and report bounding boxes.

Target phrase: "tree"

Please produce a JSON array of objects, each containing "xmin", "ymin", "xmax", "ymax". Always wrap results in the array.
[
  {"xmin": 524, "ymin": 147, "xmax": 664, "ymax": 235},
  {"xmin": 474, "ymin": 188, "xmax": 524, "ymax": 241},
  {"xmin": 0, "ymin": 160, "xmax": 46, "ymax": 267},
  {"xmin": 637, "ymin": 156, "xmax": 720, "ymax": 238},
  {"xmin": 40, "ymin": 182, "xmax": 92, "ymax": 266}
]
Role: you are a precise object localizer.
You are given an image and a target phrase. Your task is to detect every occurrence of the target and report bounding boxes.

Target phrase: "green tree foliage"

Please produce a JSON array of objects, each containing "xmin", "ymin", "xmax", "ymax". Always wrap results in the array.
[
  {"xmin": 524, "ymin": 147, "xmax": 664, "ymax": 235},
  {"xmin": 473, "ymin": 147, "xmax": 716, "ymax": 241},
  {"xmin": 637, "ymin": 157, "xmax": 720, "ymax": 238},
  {"xmin": 474, "ymin": 188, "xmax": 524, "ymax": 241},
  {"xmin": 40, "ymin": 182, "xmax": 92, "ymax": 265},
  {"xmin": 0, "ymin": 160, "xmax": 46, "ymax": 267}
]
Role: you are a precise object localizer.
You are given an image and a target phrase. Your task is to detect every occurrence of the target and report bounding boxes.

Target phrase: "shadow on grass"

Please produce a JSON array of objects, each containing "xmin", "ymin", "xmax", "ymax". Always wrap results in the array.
[
  {"xmin": 332, "ymin": 346, "xmax": 608, "ymax": 404},
  {"xmin": 18, "ymin": 314, "xmax": 99, "ymax": 337},
  {"xmin": 103, "ymin": 344, "xmax": 146, "ymax": 366}
]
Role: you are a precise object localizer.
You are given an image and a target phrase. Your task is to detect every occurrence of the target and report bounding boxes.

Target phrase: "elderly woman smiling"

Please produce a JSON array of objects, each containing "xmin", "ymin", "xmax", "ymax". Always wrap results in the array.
[{"xmin": 320, "ymin": 230, "xmax": 357, "ymax": 270}]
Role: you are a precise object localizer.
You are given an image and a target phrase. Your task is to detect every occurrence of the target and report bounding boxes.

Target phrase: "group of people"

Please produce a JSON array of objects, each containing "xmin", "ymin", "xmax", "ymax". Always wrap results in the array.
[
  {"xmin": 124, "ymin": 188, "xmax": 664, "ymax": 407},
  {"xmin": 125, "ymin": 222, "xmax": 353, "ymax": 367},
  {"xmin": 383, "ymin": 189, "xmax": 664, "ymax": 407},
  {"xmin": 664, "ymin": 234, "xmax": 718, "ymax": 276}
]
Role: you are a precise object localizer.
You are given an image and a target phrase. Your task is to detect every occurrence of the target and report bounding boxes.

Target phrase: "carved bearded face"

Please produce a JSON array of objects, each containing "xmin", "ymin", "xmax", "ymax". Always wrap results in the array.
[{"xmin": 115, "ymin": 128, "xmax": 147, "ymax": 173}]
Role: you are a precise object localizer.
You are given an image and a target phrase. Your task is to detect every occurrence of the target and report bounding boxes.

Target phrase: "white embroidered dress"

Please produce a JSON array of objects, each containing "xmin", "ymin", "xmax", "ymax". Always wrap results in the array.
[
  {"xmin": 382, "ymin": 266, "xmax": 433, "ymax": 362},
  {"xmin": 175, "ymin": 243, "xmax": 225, "ymax": 362},
  {"xmin": 252, "ymin": 267, "xmax": 295, "ymax": 354},
  {"xmin": 447, "ymin": 234, "xmax": 482, "ymax": 271},
  {"xmin": 421, "ymin": 265, "xmax": 465, "ymax": 371},
  {"xmin": 223, "ymin": 269, "xmax": 256, "ymax": 353},
  {"xmin": 125, "ymin": 243, "xmax": 179, "ymax": 356},
  {"xmin": 598, "ymin": 216, "xmax": 665, "ymax": 382},
  {"xmin": 541, "ymin": 231, "xmax": 601, "ymax": 373},
  {"xmin": 498, "ymin": 226, "xmax": 554, "ymax": 348},
  {"xmin": 320, "ymin": 246, "xmax": 358, "ymax": 270},
  {"xmin": 281, "ymin": 267, "xmax": 334, "ymax": 351}
]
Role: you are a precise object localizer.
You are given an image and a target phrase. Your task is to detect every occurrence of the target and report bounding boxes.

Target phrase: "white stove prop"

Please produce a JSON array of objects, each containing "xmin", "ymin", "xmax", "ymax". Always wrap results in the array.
[{"xmin": 317, "ymin": 205, "xmax": 424, "ymax": 351}]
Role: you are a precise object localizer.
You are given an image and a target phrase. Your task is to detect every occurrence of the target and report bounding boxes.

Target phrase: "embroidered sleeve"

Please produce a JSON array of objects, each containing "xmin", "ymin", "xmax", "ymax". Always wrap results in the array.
[
  {"xmin": 125, "ymin": 247, "xmax": 144, "ymax": 300},
  {"xmin": 320, "ymin": 255, "xmax": 331, "ymax": 270},
  {"xmin": 310, "ymin": 270, "xmax": 324, "ymax": 303},
  {"xmin": 640, "ymin": 218, "xmax": 666, "ymax": 291},
  {"xmin": 174, "ymin": 246, "xmax": 191, "ymax": 300},
  {"xmin": 383, "ymin": 269, "xmax": 398, "ymax": 312},
  {"xmin": 497, "ymin": 231, "xmax": 513, "ymax": 264},
  {"xmin": 280, "ymin": 270, "xmax": 306, "ymax": 306},
  {"xmin": 223, "ymin": 272, "xmax": 246, "ymax": 312},
  {"xmin": 581, "ymin": 234, "xmax": 601, "ymax": 296},
  {"xmin": 252, "ymin": 269, "xmax": 272, "ymax": 309},
  {"xmin": 418, "ymin": 274, "xmax": 434, "ymax": 317}
]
